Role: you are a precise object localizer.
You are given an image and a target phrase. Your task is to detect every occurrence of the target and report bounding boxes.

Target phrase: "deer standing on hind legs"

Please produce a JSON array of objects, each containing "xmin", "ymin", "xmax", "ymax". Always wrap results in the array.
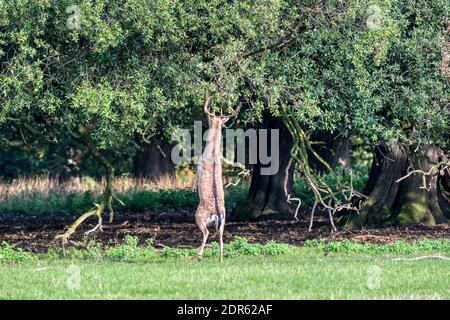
[{"xmin": 193, "ymin": 96, "xmax": 242, "ymax": 262}]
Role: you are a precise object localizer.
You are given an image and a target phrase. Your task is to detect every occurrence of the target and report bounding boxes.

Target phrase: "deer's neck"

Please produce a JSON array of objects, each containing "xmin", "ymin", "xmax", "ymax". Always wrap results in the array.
[{"xmin": 204, "ymin": 124, "xmax": 222, "ymax": 158}]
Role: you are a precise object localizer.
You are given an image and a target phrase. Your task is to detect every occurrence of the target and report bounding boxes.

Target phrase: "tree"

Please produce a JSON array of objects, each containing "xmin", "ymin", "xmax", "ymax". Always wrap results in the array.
[
  {"xmin": 132, "ymin": 137, "xmax": 175, "ymax": 180},
  {"xmin": 1, "ymin": 0, "xmax": 448, "ymax": 232},
  {"xmin": 343, "ymin": 144, "xmax": 450, "ymax": 227},
  {"xmin": 309, "ymin": 132, "xmax": 351, "ymax": 174},
  {"xmin": 1, "ymin": 0, "xmax": 198, "ymax": 244},
  {"xmin": 344, "ymin": 0, "xmax": 450, "ymax": 227},
  {"xmin": 231, "ymin": 0, "xmax": 450, "ymax": 229},
  {"xmin": 232, "ymin": 113, "xmax": 294, "ymax": 220},
  {"xmin": 0, "ymin": 0, "xmax": 285, "ymax": 240},
  {"xmin": 232, "ymin": 0, "xmax": 402, "ymax": 225}
]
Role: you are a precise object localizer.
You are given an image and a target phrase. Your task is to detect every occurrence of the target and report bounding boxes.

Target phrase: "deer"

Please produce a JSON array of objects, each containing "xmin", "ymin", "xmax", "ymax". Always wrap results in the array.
[{"xmin": 193, "ymin": 95, "xmax": 242, "ymax": 262}]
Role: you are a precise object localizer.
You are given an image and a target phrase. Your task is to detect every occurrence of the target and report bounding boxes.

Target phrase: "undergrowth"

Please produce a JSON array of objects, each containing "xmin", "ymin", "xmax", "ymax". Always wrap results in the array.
[
  {"xmin": 2, "ymin": 236, "xmax": 450, "ymax": 265},
  {"xmin": 0, "ymin": 185, "xmax": 248, "ymax": 216},
  {"xmin": 44, "ymin": 236, "xmax": 295, "ymax": 262},
  {"xmin": 0, "ymin": 242, "xmax": 35, "ymax": 264},
  {"xmin": 0, "ymin": 166, "xmax": 366, "ymax": 215},
  {"xmin": 304, "ymin": 239, "xmax": 450, "ymax": 254}
]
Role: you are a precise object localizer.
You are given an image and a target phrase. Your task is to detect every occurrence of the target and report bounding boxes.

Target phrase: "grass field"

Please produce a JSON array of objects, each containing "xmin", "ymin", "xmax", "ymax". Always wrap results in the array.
[{"xmin": 1, "ymin": 238, "xmax": 449, "ymax": 299}]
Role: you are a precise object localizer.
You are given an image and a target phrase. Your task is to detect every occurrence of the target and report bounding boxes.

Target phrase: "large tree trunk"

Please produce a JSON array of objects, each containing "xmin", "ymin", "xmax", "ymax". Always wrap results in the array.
[
  {"xmin": 395, "ymin": 146, "xmax": 446, "ymax": 225},
  {"xmin": 231, "ymin": 114, "xmax": 294, "ymax": 221},
  {"xmin": 133, "ymin": 138, "xmax": 175, "ymax": 180},
  {"xmin": 438, "ymin": 166, "xmax": 450, "ymax": 217},
  {"xmin": 344, "ymin": 144, "xmax": 450, "ymax": 227},
  {"xmin": 310, "ymin": 132, "xmax": 350, "ymax": 174}
]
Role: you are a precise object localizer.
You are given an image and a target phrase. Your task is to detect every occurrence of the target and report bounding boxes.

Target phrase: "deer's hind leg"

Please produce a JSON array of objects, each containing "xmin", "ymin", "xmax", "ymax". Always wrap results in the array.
[
  {"xmin": 196, "ymin": 211, "xmax": 209, "ymax": 261},
  {"xmin": 218, "ymin": 217, "xmax": 225, "ymax": 263}
]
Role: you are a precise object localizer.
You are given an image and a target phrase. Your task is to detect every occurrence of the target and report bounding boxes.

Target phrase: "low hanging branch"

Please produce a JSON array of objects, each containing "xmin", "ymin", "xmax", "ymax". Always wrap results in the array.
[
  {"xmin": 279, "ymin": 107, "xmax": 361, "ymax": 232},
  {"xmin": 396, "ymin": 161, "xmax": 450, "ymax": 191},
  {"xmin": 221, "ymin": 156, "xmax": 251, "ymax": 188},
  {"xmin": 284, "ymin": 157, "xmax": 302, "ymax": 221},
  {"xmin": 55, "ymin": 124, "xmax": 124, "ymax": 249}
]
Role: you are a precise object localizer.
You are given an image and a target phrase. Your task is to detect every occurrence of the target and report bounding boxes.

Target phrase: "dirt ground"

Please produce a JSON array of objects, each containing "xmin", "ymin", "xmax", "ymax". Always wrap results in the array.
[{"xmin": 0, "ymin": 210, "xmax": 449, "ymax": 253}]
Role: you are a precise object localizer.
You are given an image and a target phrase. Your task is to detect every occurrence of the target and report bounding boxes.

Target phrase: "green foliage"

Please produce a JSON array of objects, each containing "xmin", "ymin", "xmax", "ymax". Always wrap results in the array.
[
  {"xmin": 162, "ymin": 236, "xmax": 295, "ymax": 258},
  {"xmin": 227, "ymin": 237, "xmax": 294, "ymax": 256},
  {"xmin": 5, "ymin": 237, "xmax": 450, "ymax": 267},
  {"xmin": 0, "ymin": 167, "xmax": 367, "ymax": 215},
  {"xmin": 119, "ymin": 189, "xmax": 199, "ymax": 212},
  {"xmin": 221, "ymin": 184, "xmax": 248, "ymax": 209},
  {"xmin": 105, "ymin": 236, "xmax": 156, "ymax": 261},
  {"xmin": 0, "ymin": 188, "xmax": 199, "ymax": 215},
  {"xmin": 0, "ymin": 242, "xmax": 35, "ymax": 264},
  {"xmin": 304, "ymin": 239, "xmax": 450, "ymax": 254},
  {"xmin": 161, "ymin": 246, "xmax": 197, "ymax": 258},
  {"xmin": 41, "ymin": 236, "xmax": 296, "ymax": 261},
  {"xmin": 1, "ymin": 0, "xmax": 449, "ymax": 229},
  {"xmin": 1, "ymin": 0, "xmax": 448, "ymax": 141},
  {"xmin": 161, "ymin": 237, "xmax": 295, "ymax": 258},
  {"xmin": 0, "ymin": 0, "xmax": 282, "ymax": 142},
  {"xmin": 0, "ymin": 190, "xmax": 94, "ymax": 215},
  {"xmin": 257, "ymin": 0, "xmax": 449, "ymax": 148}
]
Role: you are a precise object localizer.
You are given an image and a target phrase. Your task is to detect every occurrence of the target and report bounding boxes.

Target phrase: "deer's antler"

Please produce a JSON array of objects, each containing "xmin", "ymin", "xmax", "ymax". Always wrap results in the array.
[
  {"xmin": 224, "ymin": 102, "xmax": 242, "ymax": 119},
  {"xmin": 204, "ymin": 95, "xmax": 213, "ymax": 117},
  {"xmin": 204, "ymin": 94, "xmax": 242, "ymax": 119}
]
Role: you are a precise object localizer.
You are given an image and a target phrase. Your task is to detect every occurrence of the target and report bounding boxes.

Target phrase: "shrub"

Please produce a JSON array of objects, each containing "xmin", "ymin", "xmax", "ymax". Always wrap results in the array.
[
  {"xmin": 105, "ymin": 235, "xmax": 156, "ymax": 261},
  {"xmin": 162, "ymin": 237, "xmax": 295, "ymax": 258},
  {"xmin": 0, "ymin": 242, "xmax": 35, "ymax": 264},
  {"xmin": 304, "ymin": 239, "xmax": 450, "ymax": 254}
]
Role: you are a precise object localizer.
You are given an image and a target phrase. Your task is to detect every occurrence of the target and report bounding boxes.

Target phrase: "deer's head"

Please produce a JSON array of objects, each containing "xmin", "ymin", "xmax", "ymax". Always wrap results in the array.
[{"xmin": 204, "ymin": 95, "xmax": 242, "ymax": 129}]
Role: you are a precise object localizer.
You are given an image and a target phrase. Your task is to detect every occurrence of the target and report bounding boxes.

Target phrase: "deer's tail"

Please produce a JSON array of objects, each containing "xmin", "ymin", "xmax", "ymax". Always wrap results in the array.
[{"xmin": 214, "ymin": 212, "xmax": 225, "ymax": 234}]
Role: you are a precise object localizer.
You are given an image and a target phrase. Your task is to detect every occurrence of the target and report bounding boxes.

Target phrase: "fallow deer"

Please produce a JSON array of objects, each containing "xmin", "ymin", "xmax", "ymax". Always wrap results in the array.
[{"xmin": 193, "ymin": 96, "xmax": 241, "ymax": 262}]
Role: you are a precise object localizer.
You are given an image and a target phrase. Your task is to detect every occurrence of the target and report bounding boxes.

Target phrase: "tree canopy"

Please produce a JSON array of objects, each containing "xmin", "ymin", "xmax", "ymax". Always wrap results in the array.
[{"xmin": 1, "ymin": 0, "xmax": 449, "ymax": 235}]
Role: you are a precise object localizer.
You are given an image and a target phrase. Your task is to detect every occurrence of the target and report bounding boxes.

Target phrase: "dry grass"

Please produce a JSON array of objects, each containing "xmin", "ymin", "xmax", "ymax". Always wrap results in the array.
[{"xmin": 0, "ymin": 174, "xmax": 195, "ymax": 200}]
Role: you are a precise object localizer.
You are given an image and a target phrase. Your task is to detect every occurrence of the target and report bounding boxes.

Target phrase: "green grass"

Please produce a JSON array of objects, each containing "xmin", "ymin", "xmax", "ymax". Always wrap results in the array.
[{"xmin": 0, "ymin": 238, "xmax": 449, "ymax": 299}]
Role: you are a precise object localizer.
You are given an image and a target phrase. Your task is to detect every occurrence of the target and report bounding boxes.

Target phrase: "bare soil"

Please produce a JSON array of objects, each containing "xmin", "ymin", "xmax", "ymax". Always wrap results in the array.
[{"xmin": 0, "ymin": 210, "xmax": 449, "ymax": 253}]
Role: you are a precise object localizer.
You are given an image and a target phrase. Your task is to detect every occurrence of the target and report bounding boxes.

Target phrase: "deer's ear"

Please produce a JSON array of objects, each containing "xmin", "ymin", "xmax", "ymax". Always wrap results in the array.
[{"xmin": 220, "ymin": 117, "xmax": 230, "ymax": 125}]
